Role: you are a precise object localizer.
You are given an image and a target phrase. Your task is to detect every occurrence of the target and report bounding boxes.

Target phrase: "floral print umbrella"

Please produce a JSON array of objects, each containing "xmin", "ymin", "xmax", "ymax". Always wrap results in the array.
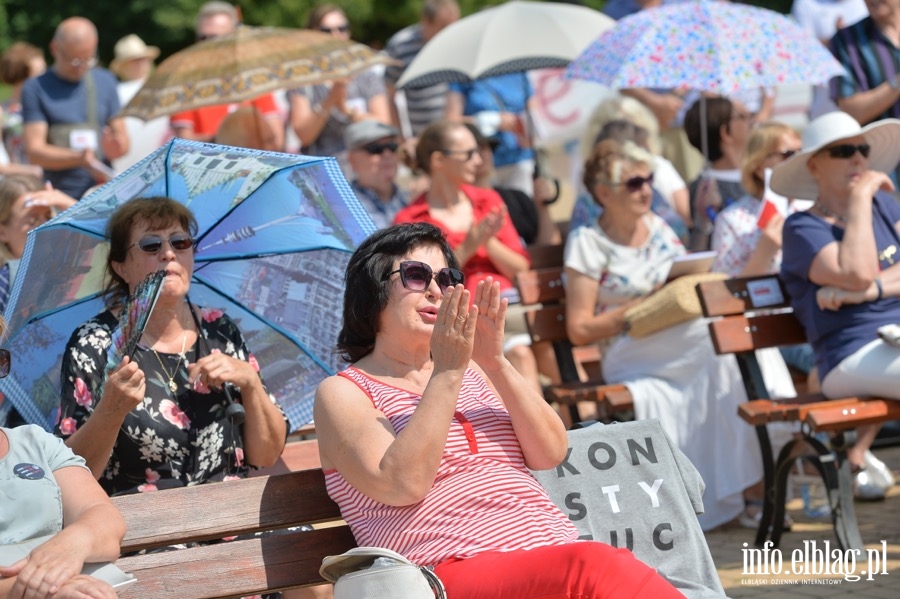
[
  {"xmin": 0, "ymin": 139, "xmax": 376, "ymax": 432},
  {"xmin": 566, "ymin": 0, "xmax": 846, "ymax": 94}
]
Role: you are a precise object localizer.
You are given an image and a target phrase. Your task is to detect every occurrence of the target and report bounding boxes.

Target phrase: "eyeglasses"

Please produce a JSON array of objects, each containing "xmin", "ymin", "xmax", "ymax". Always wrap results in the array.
[
  {"xmin": 617, "ymin": 173, "xmax": 654, "ymax": 192},
  {"xmin": 59, "ymin": 53, "xmax": 97, "ymax": 69},
  {"xmin": 442, "ymin": 148, "xmax": 479, "ymax": 162},
  {"xmin": 824, "ymin": 143, "xmax": 871, "ymax": 159},
  {"xmin": 318, "ymin": 24, "xmax": 350, "ymax": 34},
  {"xmin": 387, "ymin": 261, "xmax": 465, "ymax": 293},
  {"xmin": 129, "ymin": 233, "xmax": 195, "ymax": 254},
  {"xmin": 775, "ymin": 149, "xmax": 797, "ymax": 160},
  {"xmin": 0, "ymin": 348, "xmax": 10, "ymax": 378},
  {"xmin": 362, "ymin": 141, "xmax": 399, "ymax": 155}
]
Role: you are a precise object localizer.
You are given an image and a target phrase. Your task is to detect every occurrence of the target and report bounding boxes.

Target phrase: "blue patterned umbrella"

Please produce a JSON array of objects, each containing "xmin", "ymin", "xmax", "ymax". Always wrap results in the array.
[
  {"xmin": 0, "ymin": 139, "xmax": 375, "ymax": 431},
  {"xmin": 567, "ymin": 0, "xmax": 846, "ymax": 94}
]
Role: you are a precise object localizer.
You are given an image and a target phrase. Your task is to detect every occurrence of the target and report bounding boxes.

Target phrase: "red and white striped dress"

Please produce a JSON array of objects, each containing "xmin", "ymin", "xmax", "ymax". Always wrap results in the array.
[{"xmin": 325, "ymin": 366, "xmax": 579, "ymax": 567}]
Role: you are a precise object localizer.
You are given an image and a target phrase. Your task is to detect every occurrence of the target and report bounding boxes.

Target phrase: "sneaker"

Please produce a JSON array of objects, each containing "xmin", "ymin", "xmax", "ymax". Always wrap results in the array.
[
  {"xmin": 854, "ymin": 469, "xmax": 887, "ymax": 501},
  {"xmin": 863, "ymin": 450, "xmax": 895, "ymax": 490}
]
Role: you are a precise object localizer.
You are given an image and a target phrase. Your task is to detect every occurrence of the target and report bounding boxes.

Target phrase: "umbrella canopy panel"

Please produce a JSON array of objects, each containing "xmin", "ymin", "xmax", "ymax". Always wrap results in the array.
[
  {"xmin": 397, "ymin": 0, "xmax": 614, "ymax": 89},
  {"xmin": 121, "ymin": 27, "xmax": 397, "ymax": 121},
  {"xmin": 567, "ymin": 0, "xmax": 846, "ymax": 94},
  {"xmin": 2, "ymin": 139, "xmax": 375, "ymax": 431}
]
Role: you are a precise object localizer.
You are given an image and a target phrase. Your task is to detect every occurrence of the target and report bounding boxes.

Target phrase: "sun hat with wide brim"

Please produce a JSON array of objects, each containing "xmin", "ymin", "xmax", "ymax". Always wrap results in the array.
[
  {"xmin": 770, "ymin": 111, "xmax": 900, "ymax": 199},
  {"xmin": 110, "ymin": 34, "xmax": 160, "ymax": 78}
]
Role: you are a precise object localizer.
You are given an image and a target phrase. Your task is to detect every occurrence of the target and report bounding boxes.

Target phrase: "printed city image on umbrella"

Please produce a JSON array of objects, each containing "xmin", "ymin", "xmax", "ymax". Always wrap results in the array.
[
  {"xmin": 1, "ymin": 139, "xmax": 375, "ymax": 432},
  {"xmin": 121, "ymin": 26, "xmax": 397, "ymax": 121}
]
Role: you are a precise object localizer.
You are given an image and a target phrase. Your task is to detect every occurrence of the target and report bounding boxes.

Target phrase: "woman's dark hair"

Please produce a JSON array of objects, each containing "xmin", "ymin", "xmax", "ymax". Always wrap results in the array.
[
  {"xmin": 104, "ymin": 197, "xmax": 198, "ymax": 310},
  {"xmin": 415, "ymin": 120, "xmax": 463, "ymax": 175},
  {"xmin": 684, "ymin": 96, "xmax": 733, "ymax": 163},
  {"xmin": 337, "ymin": 222, "xmax": 458, "ymax": 363}
]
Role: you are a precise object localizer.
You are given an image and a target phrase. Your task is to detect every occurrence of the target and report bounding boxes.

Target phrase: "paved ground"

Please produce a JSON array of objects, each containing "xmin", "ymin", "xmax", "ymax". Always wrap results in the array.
[{"xmin": 705, "ymin": 444, "xmax": 900, "ymax": 598}]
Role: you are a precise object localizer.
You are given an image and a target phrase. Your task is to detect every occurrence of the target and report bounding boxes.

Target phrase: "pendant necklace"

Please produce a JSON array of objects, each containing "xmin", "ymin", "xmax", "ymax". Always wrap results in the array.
[
  {"xmin": 813, "ymin": 202, "xmax": 847, "ymax": 224},
  {"xmin": 152, "ymin": 332, "xmax": 188, "ymax": 394}
]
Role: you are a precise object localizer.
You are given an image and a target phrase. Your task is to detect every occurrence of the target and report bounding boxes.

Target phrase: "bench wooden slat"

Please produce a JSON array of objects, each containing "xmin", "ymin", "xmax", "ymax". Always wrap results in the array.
[
  {"xmin": 118, "ymin": 527, "xmax": 356, "ymax": 599},
  {"xmin": 806, "ymin": 400, "xmax": 900, "ymax": 432},
  {"xmin": 116, "ymin": 469, "xmax": 340, "ymax": 553},
  {"xmin": 515, "ymin": 268, "xmax": 565, "ymax": 306},
  {"xmin": 708, "ymin": 312, "xmax": 808, "ymax": 354},
  {"xmin": 737, "ymin": 396, "xmax": 867, "ymax": 426},
  {"xmin": 251, "ymin": 439, "xmax": 321, "ymax": 476},
  {"xmin": 697, "ymin": 275, "xmax": 791, "ymax": 317}
]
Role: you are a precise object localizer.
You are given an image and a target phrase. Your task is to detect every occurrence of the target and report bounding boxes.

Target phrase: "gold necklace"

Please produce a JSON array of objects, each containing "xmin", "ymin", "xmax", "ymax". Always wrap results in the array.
[{"xmin": 151, "ymin": 332, "xmax": 188, "ymax": 394}]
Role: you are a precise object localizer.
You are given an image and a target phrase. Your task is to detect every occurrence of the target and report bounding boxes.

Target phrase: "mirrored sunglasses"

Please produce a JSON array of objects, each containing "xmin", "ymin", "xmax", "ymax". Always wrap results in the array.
[
  {"xmin": 0, "ymin": 348, "xmax": 10, "ymax": 378},
  {"xmin": 620, "ymin": 173, "xmax": 654, "ymax": 193},
  {"xmin": 363, "ymin": 142, "xmax": 399, "ymax": 155},
  {"xmin": 388, "ymin": 261, "xmax": 465, "ymax": 293},
  {"xmin": 825, "ymin": 144, "xmax": 871, "ymax": 159},
  {"xmin": 130, "ymin": 233, "xmax": 195, "ymax": 254}
]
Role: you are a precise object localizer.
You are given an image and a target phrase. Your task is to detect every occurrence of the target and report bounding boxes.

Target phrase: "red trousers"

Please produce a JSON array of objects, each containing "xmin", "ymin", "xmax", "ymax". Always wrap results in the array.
[{"xmin": 432, "ymin": 542, "xmax": 685, "ymax": 599}]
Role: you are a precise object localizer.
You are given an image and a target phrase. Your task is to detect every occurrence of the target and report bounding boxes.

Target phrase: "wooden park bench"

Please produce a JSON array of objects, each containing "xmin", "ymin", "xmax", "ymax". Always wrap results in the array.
[
  {"xmin": 112, "ymin": 439, "xmax": 349, "ymax": 598},
  {"xmin": 696, "ymin": 274, "xmax": 900, "ymax": 553},
  {"xmin": 515, "ymin": 261, "xmax": 635, "ymax": 427}
]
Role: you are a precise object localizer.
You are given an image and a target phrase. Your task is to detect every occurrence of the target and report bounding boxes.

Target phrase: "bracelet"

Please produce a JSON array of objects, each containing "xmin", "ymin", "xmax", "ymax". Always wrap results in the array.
[
  {"xmin": 891, "ymin": 75, "xmax": 900, "ymax": 91},
  {"xmin": 876, "ymin": 277, "xmax": 884, "ymax": 300}
]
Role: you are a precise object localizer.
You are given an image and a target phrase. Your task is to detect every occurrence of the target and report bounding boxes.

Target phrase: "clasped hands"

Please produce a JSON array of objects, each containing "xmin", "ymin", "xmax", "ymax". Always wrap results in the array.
[
  {"xmin": 429, "ymin": 277, "xmax": 507, "ymax": 374},
  {"xmin": 0, "ymin": 539, "xmax": 116, "ymax": 599}
]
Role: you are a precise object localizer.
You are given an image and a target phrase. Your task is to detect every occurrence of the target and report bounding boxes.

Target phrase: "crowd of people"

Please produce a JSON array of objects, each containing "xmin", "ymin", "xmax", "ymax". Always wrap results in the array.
[{"xmin": 4, "ymin": 0, "xmax": 900, "ymax": 597}]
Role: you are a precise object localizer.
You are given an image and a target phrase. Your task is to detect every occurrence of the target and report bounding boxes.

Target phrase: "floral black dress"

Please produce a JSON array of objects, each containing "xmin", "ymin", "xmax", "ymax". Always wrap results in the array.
[{"xmin": 57, "ymin": 306, "xmax": 288, "ymax": 496}]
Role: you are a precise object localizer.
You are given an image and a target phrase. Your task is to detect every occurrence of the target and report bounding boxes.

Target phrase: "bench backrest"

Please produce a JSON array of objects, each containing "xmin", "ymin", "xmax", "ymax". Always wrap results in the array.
[{"xmin": 114, "ymin": 441, "xmax": 355, "ymax": 598}]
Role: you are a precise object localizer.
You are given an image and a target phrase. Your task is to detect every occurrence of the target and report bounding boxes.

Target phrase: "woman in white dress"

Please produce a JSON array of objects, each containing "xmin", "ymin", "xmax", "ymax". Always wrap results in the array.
[{"xmin": 563, "ymin": 138, "xmax": 763, "ymax": 530}]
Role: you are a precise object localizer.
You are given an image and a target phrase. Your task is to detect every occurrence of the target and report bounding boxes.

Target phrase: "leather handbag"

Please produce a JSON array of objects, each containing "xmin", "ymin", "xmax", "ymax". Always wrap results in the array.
[
  {"xmin": 624, "ymin": 272, "xmax": 727, "ymax": 338},
  {"xmin": 320, "ymin": 547, "xmax": 447, "ymax": 599}
]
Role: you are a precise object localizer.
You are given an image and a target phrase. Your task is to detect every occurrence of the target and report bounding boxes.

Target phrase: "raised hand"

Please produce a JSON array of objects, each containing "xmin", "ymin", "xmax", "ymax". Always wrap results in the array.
[
  {"xmin": 429, "ymin": 284, "xmax": 477, "ymax": 374},
  {"xmin": 187, "ymin": 349, "xmax": 258, "ymax": 392},
  {"xmin": 464, "ymin": 206, "xmax": 506, "ymax": 250},
  {"xmin": 471, "ymin": 277, "xmax": 507, "ymax": 372},
  {"xmin": 101, "ymin": 356, "xmax": 145, "ymax": 418}
]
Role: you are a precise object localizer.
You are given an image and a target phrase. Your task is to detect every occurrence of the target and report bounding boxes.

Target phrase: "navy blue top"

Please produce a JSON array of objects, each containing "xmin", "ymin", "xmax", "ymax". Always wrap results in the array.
[
  {"xmin": 21, "ymin": 68, "xmax": 120, "ymax": 199},
  {"xmin": 781, "ymin": 192, "xmax": 900, "ymax": 379}
]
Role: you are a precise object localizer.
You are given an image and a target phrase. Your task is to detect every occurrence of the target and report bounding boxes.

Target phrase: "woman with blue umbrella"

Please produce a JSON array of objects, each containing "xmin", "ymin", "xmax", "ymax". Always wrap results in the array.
[{"xmin": 56, "ymin": 197, "xmax": 288, "ymax": 495}]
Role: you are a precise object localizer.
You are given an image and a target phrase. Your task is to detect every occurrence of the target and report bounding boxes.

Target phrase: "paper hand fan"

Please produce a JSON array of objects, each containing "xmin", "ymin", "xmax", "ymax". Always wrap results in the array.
[{"xmin": 106, "ymin": 270, "xmax": 166, "ymax": 375}]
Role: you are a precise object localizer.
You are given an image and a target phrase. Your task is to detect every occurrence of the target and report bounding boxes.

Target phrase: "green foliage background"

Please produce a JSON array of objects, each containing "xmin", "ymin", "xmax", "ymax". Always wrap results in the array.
[{"xmin": 0, "ymin": 0, "xmax": 790, "ymax": 66}]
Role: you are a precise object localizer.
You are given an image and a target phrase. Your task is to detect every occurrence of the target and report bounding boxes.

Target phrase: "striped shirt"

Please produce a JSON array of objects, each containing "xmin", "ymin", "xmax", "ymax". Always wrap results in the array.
[
  {"xmin": 829, "ymin": 17, "xmax": 900, "ymax": 184},
  {"xmin": 384, "ymin": 24, "xmax": 450, "ymax": 136},
  {"xmin": 325, "ymin": 366, "xmax": 578, "ymax": 567},
  {"xmin": 829, "ymin": 16, "xmax": 900, "ymax": 116}
]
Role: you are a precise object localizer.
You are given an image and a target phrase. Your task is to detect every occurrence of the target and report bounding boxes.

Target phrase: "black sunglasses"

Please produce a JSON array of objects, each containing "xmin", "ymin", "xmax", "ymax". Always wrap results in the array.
[
  {"xmin": 777, "ymin": 150, "xmax": 797, "ymax": 159},
  {"xmin": 619, "ymin": 173, "xmax": 654, "ymax": 192},
  {"xmin": 363, "ymin": 141, "xmax": 399, "ymax": 155},
  {"xmin": 0, "ymin": 348, "xmax": 9, "ymax": 378},
  {"xmin": 824, "ymin": 143, "xmax": 871, "ymax": 159},
  {"xmin": 129, "ymin": 233, "xmax": 195, "ymax": 254},
  {"xmin": 387, "ymin": 261, "xmax": 465, "ymax": 293},
  {"xmin": 318, "ymin": 24, "xmax": 349, "ymax": 34}
]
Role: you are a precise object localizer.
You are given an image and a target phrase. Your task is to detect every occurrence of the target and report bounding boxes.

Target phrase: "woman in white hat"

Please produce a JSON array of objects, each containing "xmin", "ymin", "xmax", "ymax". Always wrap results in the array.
[{"xmin": 773, "ymin": 111, "xmax": 900, "ymax": 500}]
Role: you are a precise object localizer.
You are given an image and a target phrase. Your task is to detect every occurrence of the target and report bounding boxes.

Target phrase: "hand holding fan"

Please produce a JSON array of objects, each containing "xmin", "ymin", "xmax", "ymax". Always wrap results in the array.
[{"xmin": 106, "ymin": 270, "xmax": 166, "ymax": 375}]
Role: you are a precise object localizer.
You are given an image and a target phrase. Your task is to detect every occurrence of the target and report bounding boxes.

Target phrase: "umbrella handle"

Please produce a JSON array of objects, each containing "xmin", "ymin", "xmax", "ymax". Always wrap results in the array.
[{"xmin": 186, "ymin": 297, "xmax": 247, "ymax": 425}]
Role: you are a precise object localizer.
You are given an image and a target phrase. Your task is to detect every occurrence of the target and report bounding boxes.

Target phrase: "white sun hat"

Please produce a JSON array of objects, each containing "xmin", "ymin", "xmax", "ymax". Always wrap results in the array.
[{"xmin": 770, "ymin": 111, "xmax": 900, "ymax": 199}]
